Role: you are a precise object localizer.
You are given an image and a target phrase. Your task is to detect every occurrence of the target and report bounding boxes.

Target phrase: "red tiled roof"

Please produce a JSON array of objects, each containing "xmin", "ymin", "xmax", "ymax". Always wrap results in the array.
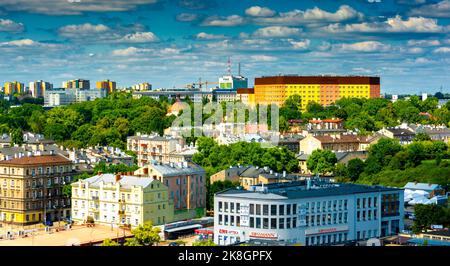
[
  {"xmin": 314, "ymin": 135, "xmax": 371, "ymax": 144},
  {"xmin": 0, "ymin": 155, "xmax": 71, "ymax": 166}
]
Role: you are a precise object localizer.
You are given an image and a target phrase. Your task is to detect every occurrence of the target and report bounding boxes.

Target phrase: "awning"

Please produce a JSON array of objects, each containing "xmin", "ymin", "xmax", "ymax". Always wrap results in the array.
[{"xmin": 165, "ymin": 224, "xmax": 202, "ymax": 233}]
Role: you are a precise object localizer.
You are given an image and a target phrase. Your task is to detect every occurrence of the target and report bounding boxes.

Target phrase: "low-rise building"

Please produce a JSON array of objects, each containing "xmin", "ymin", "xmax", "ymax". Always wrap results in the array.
[
  {"xmin": 214, "ymin": 180, "xmax": 404, "ymax": 246},
  {"xmin": 305, "ymin": 118, "xmax": 346, "ymax": 136},
  {"xmin": 299, "ymin": 133, "xmax": 379, "ymax": 155},
  {"xmin": 403, "ymin": 182, "xmax": 445, "ymax": 198},
  {"xmin": 134, "ymin": 162, "xmax": 206, "ymax": 219},
  {"xmin": 127, "ymin": 134, "xmax": 195, "ymax": 166},
  {"xmin": 297, "ymin": 151, "xmax": 369, "ymax": 175},
  {"xmin": 71, "ymin": 173, "xmax": 173, "ymax": 227},
  {"xmin": 408, "ymin": 124, "xmax": 450, "ymax": 142},
  {"xmin": 44, "ymin": 88, "xmax": 107, "ymax": 107},
  {"xmin": 378, "ymin": 125, "xmax": 416, "ymax": 145}
]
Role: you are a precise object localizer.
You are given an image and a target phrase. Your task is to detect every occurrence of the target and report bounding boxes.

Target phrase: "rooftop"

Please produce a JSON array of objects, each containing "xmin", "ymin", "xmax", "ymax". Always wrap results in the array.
[
  {"xmin": 148, "ymin": 162, "xmax": 205, "ymax": 176},
  {"xmin": 217, "ymin": 182, "xmax": 401, "ymax": 200},
  {"xmin": 0, "ymin": 154, "xmax": 71, "ymax": 166},
  {"xmin": 80, "ymin": 173, "xmax": 157, "ymax": 189}
]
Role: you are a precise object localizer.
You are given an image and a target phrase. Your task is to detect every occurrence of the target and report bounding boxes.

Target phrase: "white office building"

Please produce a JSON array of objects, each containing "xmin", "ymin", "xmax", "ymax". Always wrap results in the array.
[
  {"xmin": 44, "ymin": 88, "xmax": 107, "ymax": 107},
  {"xmin": 214, "ymin": 181, "xmax": 403, "ymax": 246}
]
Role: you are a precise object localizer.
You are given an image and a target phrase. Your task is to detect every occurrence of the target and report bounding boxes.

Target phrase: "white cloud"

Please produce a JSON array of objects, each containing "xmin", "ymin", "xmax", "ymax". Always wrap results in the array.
[
  {"xmin": 337, "ymin": 41, "xmax": 391, "ymax": 52},
  {"xmin": 0, "ymin": 0, "xmax": 158, "ymax": 15},
  {"xmin": 201, "ymin": 15, "xmax": 245, "ymax": 27},
  {"xmin": 59, "ymin": 23, "xmax": 111, "ymax": 38},
  {"xmin": 176, "ymin": 13, "xmax": 199, "ymax": 22},
  {"xmin": 0, "ymin": 18, "xmax": 24, "ymax": 32},
  {"xmin": 250, "ymin": 55, "xmax": 278, "ymax": 61},
  {"xmin": 118, "ymin": 32, "xmax": 159, "ymax": 43},
  {"xmin": 253, "ymin": 26, "xmax": 302, "ymax": 38},
  {"xmin": 407, "ymin": 39, "xmax": 441, "ymax": 46},
  {"xmin": 112, "ymin": 47, "xmax": 153, "ymax": 56},
  {"xmin": 433, "ymin": 47, "xmax": 450, "ymax": 53},
  {"xmin": 323, "ymin": 16, "xmax": 445, "ymax": 33},
  {"xmin": 288, "ymin": 39, "xmax": 311, "ymax": 50},
  {"xmin": 195, "ymin": 32, "xmax": 226, "ymax": 40},
  {"xmin": 410, "ymin": 0, "xmax": 450, "ymax": 18},
  {"xmin": 0, "ymin": 39, "xmax": 37, "ymax": 47},
  {"xmin": 160, "ymin": 48, "xmax": 181, "ymax": 55},
  {"xmin": 245, "ymin": 6, "xmax": 276, "ymax": 17},
  {"xmin": 252, "ymin": 5, "xmax": 363, "ymax": 26}
]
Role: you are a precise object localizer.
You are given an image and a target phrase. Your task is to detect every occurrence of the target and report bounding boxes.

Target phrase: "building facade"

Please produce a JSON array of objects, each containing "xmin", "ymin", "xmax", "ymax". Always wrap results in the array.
[
  {"xmin": 299, "ymin": 133, "xmax": 379, "ymax": 155},
  {"xmin": 44, "ymin": 88, "xmax": 106, "ymax": 107},
  {"xmin": 29, "ymin": 80, "xmax": 53, "ymax": 98},
  {"xmin": 62, "ymin": 79, "xmax": 90, "ymax": 90},
  {"xmin": 71, "ymin": 173, "xmax": 174, "ymax": 227},
  {"xmin": 0, "ymin": 155, "xmax": 76, "ymax": 225},
  {"xmin": 219, "ymin": 75, "xmax": 248, "ymax": 90},
  {"xmin": 251, "ymin": 76, "xmax": 380, "ymax": 110},
  {"xmin": 135, "ymin": 162, "xmax": 206, "ymax": 212},
  {"xmin": 214, "ymin": 181, "xmax": 403, "ymax": 246},
  {"xmin": 4, "ymin": 81, "xmax": 25, "ymax": 95},
  {"xmin": 96, "ymin": 80, "xmax": 117, "ymax": 94}
]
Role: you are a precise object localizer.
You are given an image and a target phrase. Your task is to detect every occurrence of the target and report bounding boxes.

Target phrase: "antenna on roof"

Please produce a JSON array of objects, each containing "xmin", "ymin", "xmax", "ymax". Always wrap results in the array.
[{"xmin": 227, "ymin": 56, "xmax": 231, "ymax": 76}]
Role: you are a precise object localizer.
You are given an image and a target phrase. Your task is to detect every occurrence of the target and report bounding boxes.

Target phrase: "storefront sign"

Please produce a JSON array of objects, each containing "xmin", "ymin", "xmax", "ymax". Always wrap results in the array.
[
  {"xmin": 219, "ymin": 229, "xmax": 240, "ymax": 235},
  {"xmin": 249, "ymin": 232, "xmax": 278, "ymax": 239},
  {"xmin": 305, "ymin": 226, "xmax": 348, "ymax": 236}
]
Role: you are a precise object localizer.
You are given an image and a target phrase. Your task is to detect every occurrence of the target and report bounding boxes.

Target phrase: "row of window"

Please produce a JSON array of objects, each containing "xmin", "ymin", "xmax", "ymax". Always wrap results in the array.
[
  {"xmin": 3, "ymin": 166, "xmax": 72, "ymax": 176},
  {"xmin": 306, "ymin": 200, "xmax": 348, "ymax": 214},
  {"xmin": 248, "ymin": 203, "xmax": 298, "ymax": 216},
  {"xmin": 356, "ymin": 209, "xmax": 378, "ymax": 222},
  {"xmin": 356, "ymin": 197, "xmax": 378, "ymax": 209},
  {"xmin": 306, "ymin": 233, "xmax": 348, "ymax": 246},
  {"xmin": 305, "ymin": 212, "xmax": 348, "ymax": 226}
]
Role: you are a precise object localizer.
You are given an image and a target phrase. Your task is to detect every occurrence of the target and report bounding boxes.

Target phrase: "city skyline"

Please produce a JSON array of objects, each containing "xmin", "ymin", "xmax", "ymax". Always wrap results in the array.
[{"xmin": 0, "ymin": 0, "xmax": 449, "ymax": 94}]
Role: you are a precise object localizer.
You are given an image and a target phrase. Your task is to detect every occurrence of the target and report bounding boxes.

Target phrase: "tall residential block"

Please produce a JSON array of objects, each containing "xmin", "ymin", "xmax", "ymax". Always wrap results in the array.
[
  {"xmin": 252, "ymin": 76, "xmax": 381, "ymax": 110},
  {"xmin": 96, "ymin": 80, "xmax": 117, "ymax": 94},
  {"xmin": 62, "ymin": 79, "xmax": 90, "ymax": 90},
  {"xmin": 29, "ymin": 80, "xmax": 53, "ymax": 98},
  {"xmin": 4, "ymin": 81, "xmax": 25, "ymax": 95},
  {"xmin": 0, "ymin": 154, "xmax": 76, "ymax": 225}
]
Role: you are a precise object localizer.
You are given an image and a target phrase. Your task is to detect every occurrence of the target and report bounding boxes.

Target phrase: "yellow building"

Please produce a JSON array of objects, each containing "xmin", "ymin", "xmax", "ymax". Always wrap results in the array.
[
  {"xmin": 0, "ymin": 155, "xmax": 75, "ymax": 225},
  {"xmin": 71, "ymin": 173, "xmax": 174, "ymax": 227},
  {"xmin": 96, "ymin": 80, "xmax": 117, "ymax": 94},
  {"xmin": 4, "ymin": 81, "xmax": 25, "ymax": 95},
  {"xmin": 250, "ymin": 76, "xmax": 381, "ymax": 110}
]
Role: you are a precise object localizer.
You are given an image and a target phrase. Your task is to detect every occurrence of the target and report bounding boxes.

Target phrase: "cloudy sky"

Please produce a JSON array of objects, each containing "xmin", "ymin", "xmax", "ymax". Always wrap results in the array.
[{"xmin": 0, "ymin": 0, "xmax": 449, "ymax": 94}]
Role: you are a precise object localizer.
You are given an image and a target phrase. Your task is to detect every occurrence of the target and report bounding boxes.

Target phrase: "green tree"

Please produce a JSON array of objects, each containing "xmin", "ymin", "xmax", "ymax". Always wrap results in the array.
[
  {"xmin": 131, "ymin": 222, "xmax": 161, "ymax": 246},
  {"xmin": 192, "ymin": 239, "xmax": 216, "ymax": 246},
  {"xmin": 10, "ymin": 128, "xmax": 23, "ymax": 146},
  {"xmin": 412, "ymin": 204, "xmax": 449, "ymax": 234},
  {"xmin": 347, "ymin": 158, "xmax": 365, "ymax": 181},
  {"xmin": 306, "ymin": 149, "xmax": 337, "ymax": 175},
  {"xmin": 413, "ymin": 133, "xmax": 431, "ymax": 142},
  {"xmin": 101, "ymin": 238, "xmax": 120, "ymax": 246}
]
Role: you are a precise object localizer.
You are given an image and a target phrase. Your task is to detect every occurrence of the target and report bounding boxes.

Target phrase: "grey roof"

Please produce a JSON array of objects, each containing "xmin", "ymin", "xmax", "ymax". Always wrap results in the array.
[
  {"xmin": 150, "ymin": 162, "xmax": 205, "ymax": 176},
  {"xmin": 81, "ymin": 173, "xmax": 157, "ymax": 189},
  {"xmin": 386, "ymin": 128, "xmax": 415, "ymax": 136},
  {"xmin": 404, "ymin": 182, "xmax": 442, "ymax": 191},
  {"xmin": 217, "ymin": 183, "xmax": 401, "ymax": 200}
]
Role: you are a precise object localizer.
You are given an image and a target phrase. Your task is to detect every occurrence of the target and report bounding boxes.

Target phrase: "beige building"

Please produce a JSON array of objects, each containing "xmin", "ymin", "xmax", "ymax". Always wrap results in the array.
[
  {"xmin": 71, "ymin": 173, "xmax": 174, "ymax": 228},
  {"xmin": 0, "ymin": 155, "xmax": 76, "ymax": 225},
  {"xmin": 299, "ymin": 133, "xmax": 380, "ymax": 155},
  {"xmin": 134, "ymin": 162, "xmax": 206, "ymax": 217}
]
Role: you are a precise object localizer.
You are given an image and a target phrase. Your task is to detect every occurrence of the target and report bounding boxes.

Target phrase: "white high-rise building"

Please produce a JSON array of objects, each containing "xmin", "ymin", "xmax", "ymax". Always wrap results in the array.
[{"xmin": 29, "ymin": 80, "xmax": 53, "ymax": 98}]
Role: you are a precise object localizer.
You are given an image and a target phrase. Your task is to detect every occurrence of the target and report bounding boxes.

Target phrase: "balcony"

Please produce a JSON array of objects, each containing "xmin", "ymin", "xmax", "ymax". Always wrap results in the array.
[{"xmin": 118, "ymin": 210, "xmax": 125, "ymax": 215}]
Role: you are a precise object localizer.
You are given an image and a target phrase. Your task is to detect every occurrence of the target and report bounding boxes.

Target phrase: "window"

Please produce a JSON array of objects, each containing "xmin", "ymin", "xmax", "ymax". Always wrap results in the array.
[
  {"xmin": 218, "ymin": 201, "xmax": 223, "ymax": 212},
  {"xmin": 263, "ymin": 218, "xmax": 269, "ymax": 229},
  {"xmin": 218, "ymin": 215, "xmax": 223, "ymax": 225},
  {"xmin": 256, "ymin": 217, "xmax": 261, "ymax": 228},
  {"xmin": 263, "ymin": 205, "xmax": 269, "ymax": 216},
  {"xmin": 293, "ymin": 204, "xmax": 297, "ymax": 215},
  {"xmin": 271, "ymin": 205, "xmax": 277, "ymax": 215},
  {"xmin": 279, "ymin": 218, "xmax": 285, "ymax": 229},
  {"xmin": 256, "ymin": 204, "xmax": 261, "ymax": 215},
  {"xmin": 224, "ymin": 215, "xmax": 229, "ymax": 225},
  {"xmin": 230, "ymin": 202, "xmax": 234, "ymax": 213},
  {"xmin": 250, "ymin": 217, "xmax": 254, "ymax": 228},
  {"xmin": 236, "ymin": 203, "xmax": 240, "ymax": 213},
  {"xmin": 286, "ymin": 218, "xmax": 291, "ymax": 229},
  {"xmin": 224, "ymin": 202, "xmax": 228, "ymax": 212},
  {"xmin": 271, "ymin": 218, "xmax": 277, "ymax": 229},
  {"xmin": 279, "ymin": 205, "xmax": 285, "ymax": 215},
  {"xmin": 250, "ymin": 204, "xmax": 255, "ymax": 215}
]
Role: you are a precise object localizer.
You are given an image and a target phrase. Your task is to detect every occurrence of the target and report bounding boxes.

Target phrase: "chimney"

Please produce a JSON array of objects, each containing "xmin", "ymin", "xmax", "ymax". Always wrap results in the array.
[{"xmin": 115, "ymin": 174, "xmax": 121, "ymax": 183}]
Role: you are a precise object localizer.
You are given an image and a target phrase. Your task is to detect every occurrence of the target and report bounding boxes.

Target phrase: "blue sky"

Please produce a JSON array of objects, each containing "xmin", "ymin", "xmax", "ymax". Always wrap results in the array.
[{"xmin": 0, "ymin": 0, "xmax": 449, "ymax": 94}]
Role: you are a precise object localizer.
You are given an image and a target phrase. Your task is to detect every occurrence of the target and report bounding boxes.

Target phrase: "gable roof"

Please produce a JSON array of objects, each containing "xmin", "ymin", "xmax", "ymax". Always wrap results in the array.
[{"xmin": 0, "ymin": 155, "xmax": 71, "ymax": 166}]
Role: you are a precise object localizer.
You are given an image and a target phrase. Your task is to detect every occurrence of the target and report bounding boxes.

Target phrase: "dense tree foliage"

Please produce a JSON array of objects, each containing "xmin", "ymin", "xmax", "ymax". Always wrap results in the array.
[
  {"xmin": 192, "ymin": 137, "xmax": 299, "ymax": 177},
  {"xmin": 306, "ymin": 149, "xmax": 337, "ymax": 175},
  {"xmin": 412, "ymin": 204, "xmax": 450, "ymax": 234},
  {"xmin": 334, "ymin": 138, "xmax": 450, "ymax": 187},
  {"xmin": 0, "ymin": 93, "xmax": 174, "ymax": 150}
]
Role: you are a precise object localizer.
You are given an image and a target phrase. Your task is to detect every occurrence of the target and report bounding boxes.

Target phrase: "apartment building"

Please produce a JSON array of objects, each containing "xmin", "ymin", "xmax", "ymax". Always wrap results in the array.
[
  {"xmin": 214, "ymin": 180, "xmax": 403, "ymax": 246},
  {"xmin": 71, "ymin": 173, "xmax": 174, "ymax": 227},
  {"xmin": 0, "ymin": 154, "xmax": 76, "ymax": 225},
  {"xmin": 251, "ymin": 76, "xmax": 380, "ymax": 110},
  {"xmin": 127, "ymin": 134, "xmax": 193, "ymax": 166},
  {"xmin": 96, "ymin": 80, "xmax": 116, "ymax": 94},
  {"xmin": 135, "ymin": 162, "xmax": 206, "ymax": 214},
  {"xmin": 299, "ymin": 133, "xmax": 380, "ymax": 155}
]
